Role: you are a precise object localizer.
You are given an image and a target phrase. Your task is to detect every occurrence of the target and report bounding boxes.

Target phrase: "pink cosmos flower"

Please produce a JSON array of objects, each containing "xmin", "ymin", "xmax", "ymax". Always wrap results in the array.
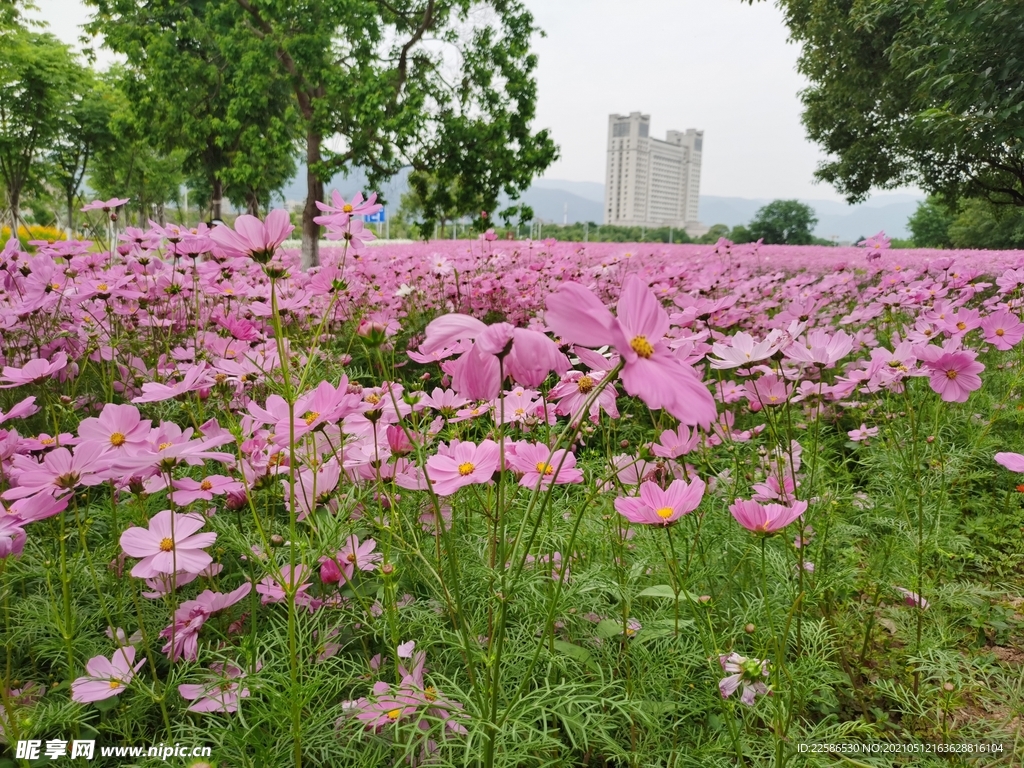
[
  {"xmin": 728, "ymin": 498, "xmax": 808, "ymax": 534},
  {"xmin": 81, "ymin": 197, "xmax": 130, "ymax": 212},
  {"xmin": 170, "ymin": 475, "xmax": 244, "ymax": 506},
  {"xmin": 858, "ymin": 230, "xmax": 891, "ymax": 253},
  {"xmin": 131, "ymin": 365, "xmax": 215, "ymax": 403},
  {"xmin": 71, "ymin": 647, "xmax": 145, "ymax": 703},
  {"xmin": 256, "ymin": 565, "xmax": 313, "ymax": 605},
  {"xmin": 420, "ymin": 387, "xmax": 470, "ymax": 417},
  {"xmin": 275, "ymin": 378, "xmax": 362, "ymax": 444},
  {"xmin": 159, "ymin": 583, "xmax": 251, "ymax": 662},
  {"xmin": 178, "ymin": 662, "xmax": 250, "ymax": 713},
  {"xmin": 320, "ymin": 535, "xmax": 382, "ymax": 585},
  {"xmin": 995, "ymin": 452, "xmax": 1024, "ymax": 473},
  {"xmin": 285, "ymin": 460, "xmax": 343, "ymax": 521},
  {"xmin": 750, "ymin": 475, "xmax": 797, "ymax": 503},
  {"xmin": 313, "ymin": 191, "xmax": 382, "ymax": 230},
  {"xmin": 0, "ymin": 516, "xmax": 26, "ymax": 558},
  {"xmin": 4, "ymin": 492, "xmax": 69, "ymax": 524},
  {"xmin": 718, "ymin": 653, "xmax": 769, "ymax": 706},
  {"xmin": 545, "ymin": 275, "xmax": 716, "ymax": 426},
  {"xmin": 980, "ymin": 309, "xmax": 1024, "ymax": 351},
  {"xmin": 918, "ymin": 348, "xmax": 985, "ymax": 403},
  {"xmin": 847, "ymin": 424, "xmax": 879, "ymax": 442},
  {"xmin": 77, "ymin": 403, "xmax": 152, "ymax": 452},
  {"xmin": 743, "ymin": 374, "xmax": 791, "ymax": 409},
  {"xmin": 650, "ymin": 424, "xmax": 699, "ymax": 459},
  {"xmin": 119, "ymin": 510, "xmax": 217, "ymax": 578},
  {"xmin": 0, "ymin": 395, "xmax": 39, "ymax": 424},
  {"xmin": 425, "ymin": 440, "xmax": 500, "ymax": 496},
  {"xmin": 614, "ymin": 478, "xmax": 706, "ymax": 526},
  {"xmin": 209, "ymin": 209, "xmax": 293, "ymax": 261},
  {"xmin": 707, "ymin": 331, "xmax": 781, "ymax": 370},
  {"xmin": 2, "ymin": 445, "xmax": 108, "ymax": 500},
  {"xmin": 895, "ymin": 587, "xmax": 929, "ymax": 609},
  {"xmin": 548, "ymin": 369, "xmax": 619, "ymax": 424},
  {"xmin": 418, "ymin": 315, "xmax": 568, "ymax": 399},
  {"xmin": 783, "ymin": 329, "xmax": 854, "ymax": 367},
  {"xmin": 0, "ymin": 352, "xmax": 69, "ymax": 388},
  {"xmin": 508, "ymin": 443, "xmax": 583, "ymax": 488}
]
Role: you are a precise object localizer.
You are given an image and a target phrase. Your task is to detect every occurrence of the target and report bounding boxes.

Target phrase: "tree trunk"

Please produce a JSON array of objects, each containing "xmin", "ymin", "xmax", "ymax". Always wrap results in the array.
[
  {"xmin": 66, "ymin": 194, "xmax": 74, "ymax": 240},
  {"xmin": 301, "ymin": 129, "xmax": 324, "ymax": 270},
  {"xmin": 211, "ymin": 178, "xmax": 223, "ymax": 221},
  {"xmin": 246, "ymin": 192, "xmax": 260, "ymax": 217}
]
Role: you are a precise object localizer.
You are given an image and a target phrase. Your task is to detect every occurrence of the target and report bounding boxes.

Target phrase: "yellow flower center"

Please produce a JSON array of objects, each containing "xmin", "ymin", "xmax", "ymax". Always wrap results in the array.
[
  {"xmin": 366, "ymin": 394, "xmax": 381, "ymax": 405},
  {"xmin": 386, "ymin": 708, "xmax": 401, "ymax": 721},
  {"xmin": 458, "ymin": 462, "xmax": 475, "ymax": 476},
  {"xmin": 346, "ymin": 552, "xmax": 357, "ymax": 563},
  {"xmin": 956, "ymin": 321, "xmax": 966, "ymax": 331},
  {"xmin": 945, "ymin": 369, "xmax": 958, "ymax": 380},
  {"xmin": 159, "ymin": 538, "xmax": 174, "ymax": 552},
  {"xmin": 41, "ymin": 437, "xmax": 54, "ymax": 445},
  {"xmin": 97, "ymin": 283, "xmax": 108, "ymax": 291},
  {"xmin": 630, "ymin": 336, "xmax": 654, "ymax": 359},
  {"xmin": 200, "ymin": 480, "xmax": 213, "ymax": 491},
  {"xmin": 656, "ymin": 507, "xmax": 674, "ymax": 519},
  {"xmin": 109, "ymin": 680, "xmax": 121, "ymax": 689},
  {"xmin": 424, "ymin": 686, "xmax": 437, "ymax": 702},
  {"xmin": 577, "ymin": 375, "xmax": 595, "ymax": 393},
  {"xmin": 158, "ymin": 441, "xmax": 173, "ymax": 451},
  {"xmin": 304, "ymin": 411, "xmax": 320, "ymax": 425},
  {"xmin": 110, "ymin": 432, "xmax": 126, "ymax": 446},
  {"xmin": 535, "ymin": 462, "xmax": 554, "ymax": 476},
  {"xmin": 997, "ymin": 328, "xmax": 1005, "ymax": 336},
  {"xmin": 50, "ymin": 282, "xmax": 60, "ymax": 290},
  {"xmin": 343, "ymin": 204, "xmax": 353, "ymax": 213}
]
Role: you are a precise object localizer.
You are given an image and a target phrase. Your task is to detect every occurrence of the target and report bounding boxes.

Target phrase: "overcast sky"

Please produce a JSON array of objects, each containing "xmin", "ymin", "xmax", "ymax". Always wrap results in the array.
[{"xmin": 37, "ymin": 0, "xmax": 916, "ymax": 202}]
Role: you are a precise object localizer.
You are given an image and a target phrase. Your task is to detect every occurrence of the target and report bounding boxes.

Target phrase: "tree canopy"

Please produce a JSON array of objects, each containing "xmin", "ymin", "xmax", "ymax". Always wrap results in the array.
[
  {"xmin": 0, "ymin": 27, "xmax": 85, "ymax": 227},
  {"xmin": 87, "ymin": 0, "xmax": 558, "ymax": 267},
  {"xmin": 747, "ymin": 0, "xmax": 1024, "ymax": 208},
  {"xmin": 746, "ymin": 199, "xmax": 818, "ymax": 245}
]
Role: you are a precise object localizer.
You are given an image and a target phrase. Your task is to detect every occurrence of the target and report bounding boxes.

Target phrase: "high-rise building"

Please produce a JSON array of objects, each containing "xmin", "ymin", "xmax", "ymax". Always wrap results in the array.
[{"xmin": 603, "ymin": 112, "xmax": 707, "ymax": 236}]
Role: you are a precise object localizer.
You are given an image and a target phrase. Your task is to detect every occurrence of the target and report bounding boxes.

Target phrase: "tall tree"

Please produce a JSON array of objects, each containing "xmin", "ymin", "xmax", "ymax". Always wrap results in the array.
[
  {"xmin": 86, "ymin": 1, "xmax": 299, "ymax": 222},
  {"xmin": 0, "ymin": 27, "xmax": 83, "ymax": 228},
  {"xmin": 747, "ymin": 0, "xmax": 1024, "ymax": 207},
  {"xmin": 88, "ymin": 0, "xmax": 558, "ymax": 268},
  {"xmin": 87, "ymin": 68, "xmax": 185, "ymax": 227},
  {"xmin": 747, "ymin": 199, "xmax": 818, "ymax": 245},
  {"xmin": 46, "ymin": 67, "xmax": 116, "ymax": 235}
]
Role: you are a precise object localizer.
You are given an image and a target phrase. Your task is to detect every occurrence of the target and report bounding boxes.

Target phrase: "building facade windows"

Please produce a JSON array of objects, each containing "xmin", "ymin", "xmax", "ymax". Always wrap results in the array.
[{"xmin": 602, "ymin": 112, "xmax": 706, "ymax": 237}]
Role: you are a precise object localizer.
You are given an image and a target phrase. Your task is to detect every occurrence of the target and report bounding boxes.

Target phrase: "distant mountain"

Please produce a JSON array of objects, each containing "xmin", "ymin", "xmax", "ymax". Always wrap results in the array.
[
  {"xmin": 277, "ymin": 167, "xmax": 923, "ymax": 241},
  {"xmin": 531, "ymin": 178, "xmax": 605, "ymax": 204}
]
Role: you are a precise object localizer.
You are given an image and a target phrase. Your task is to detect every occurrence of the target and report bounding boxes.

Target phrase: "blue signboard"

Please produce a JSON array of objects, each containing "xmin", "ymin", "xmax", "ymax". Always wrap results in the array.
[{"xmin": 363, "ymin": 207, "xmax": 386, "ymax": 223}]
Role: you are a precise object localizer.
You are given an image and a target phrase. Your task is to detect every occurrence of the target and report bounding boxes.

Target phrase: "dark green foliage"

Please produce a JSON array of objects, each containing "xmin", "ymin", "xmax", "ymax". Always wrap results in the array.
[
  {"xmin": 0, "ymin": 27, "xmax": 85, "ymax": 227},
  {"xmin": 907, "ymin": 197, "xmax": 954, "ymax": 249},
  {"xmin": 747, "ymin": 199, "xmax": 819, "ymax": 244},
  {"xmin": 746, "ymin": 0, "xmax": 1024, "ymax": 208}
]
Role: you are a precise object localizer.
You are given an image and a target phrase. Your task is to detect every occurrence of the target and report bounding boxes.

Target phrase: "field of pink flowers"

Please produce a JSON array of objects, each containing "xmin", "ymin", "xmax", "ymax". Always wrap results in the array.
[{"xmin": 2, "ymin": 201, "xmax": 1024, "ymax": 767}]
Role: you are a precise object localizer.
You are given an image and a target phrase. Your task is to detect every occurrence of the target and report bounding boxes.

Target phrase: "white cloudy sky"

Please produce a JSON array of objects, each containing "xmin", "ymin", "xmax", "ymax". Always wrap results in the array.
[{"xmin": 35, "ymin": 0, "xmax": 915, "ymax": 202}]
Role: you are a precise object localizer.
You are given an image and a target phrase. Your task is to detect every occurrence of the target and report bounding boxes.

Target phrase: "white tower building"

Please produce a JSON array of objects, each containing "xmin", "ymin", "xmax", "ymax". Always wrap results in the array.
[{"xmin": 603, "ymin": 112, "xmax": 707, "ymax": 236}]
